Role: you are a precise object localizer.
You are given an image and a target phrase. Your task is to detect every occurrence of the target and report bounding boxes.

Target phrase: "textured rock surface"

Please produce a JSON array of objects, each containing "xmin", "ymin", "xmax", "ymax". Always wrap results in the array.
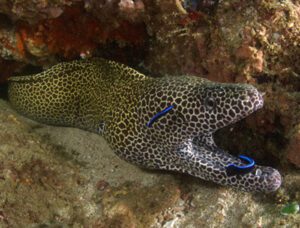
[
  {"xmin": 0, "ymin": 0, "xmax": 147, "ymax": 63},
  {"xmin": 286, "ymin": 124, "xmax": 300, "ymax": 167},
  {"xmin": 0, "ymin": 99, "xmax": 299, "ymax": 227},
  {"xmin": 0, "ymin": 0, "xmax": 76, "ymax": 23}
]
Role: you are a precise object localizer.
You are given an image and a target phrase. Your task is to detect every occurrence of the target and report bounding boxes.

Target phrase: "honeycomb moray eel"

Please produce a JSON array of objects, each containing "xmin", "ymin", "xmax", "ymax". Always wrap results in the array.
[{"xmin": 8, "ymin": 58, "xmax": 282, "ymax": 192}]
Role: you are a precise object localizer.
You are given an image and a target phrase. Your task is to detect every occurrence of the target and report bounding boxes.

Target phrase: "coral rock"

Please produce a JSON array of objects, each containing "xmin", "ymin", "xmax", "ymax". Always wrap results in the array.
[
  {"xmin": 287, "ymin": 125, "xmax": 300, "ymax": 168},
  {"xmin": 0, "ymin": 0, "xmax": 76, "ymax": 23}
]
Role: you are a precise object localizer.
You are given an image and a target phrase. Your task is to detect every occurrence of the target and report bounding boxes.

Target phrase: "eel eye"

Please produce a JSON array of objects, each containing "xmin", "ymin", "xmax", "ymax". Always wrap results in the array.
[
  {"xmin": 240, "ymin": 95, "xmax": 250, "ymax": 102},
  {"xmin": 205, "ymin": 97, "xmax": 216, "ymax": 110}
]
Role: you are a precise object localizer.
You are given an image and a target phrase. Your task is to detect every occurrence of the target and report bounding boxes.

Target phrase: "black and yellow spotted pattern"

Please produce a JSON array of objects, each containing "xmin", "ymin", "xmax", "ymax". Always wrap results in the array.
[{"xmin": 8, "ymin": 58, "xmax": 281, "ymax": 192}]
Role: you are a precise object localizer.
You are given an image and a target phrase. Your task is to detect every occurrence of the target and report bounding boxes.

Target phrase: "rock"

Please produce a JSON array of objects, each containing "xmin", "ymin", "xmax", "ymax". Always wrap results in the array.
[
  {"xmin": 0, "ymin": 1, "xmax": 147, "ymax": 63},
  {"xmin": 287, "ymin": 125, "xmax": 300, "ymax": 167},
  {"xmin": 0, "ymin": 0, "xmax": 74, "ymax": 23}
]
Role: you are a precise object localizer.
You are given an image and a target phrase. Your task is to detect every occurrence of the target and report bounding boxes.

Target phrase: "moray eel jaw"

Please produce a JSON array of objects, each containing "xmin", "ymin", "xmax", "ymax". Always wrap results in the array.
[
  {"xmin": 177, "ymin": 142, "xmax": 282, "ymax": 193},
  {"xmin": 224, "ymin": 166, "xmax": 282, "ymax": 192},
  {"xmin": 216, "ymin": 165, "xmax": 281, "ymax": 193}
]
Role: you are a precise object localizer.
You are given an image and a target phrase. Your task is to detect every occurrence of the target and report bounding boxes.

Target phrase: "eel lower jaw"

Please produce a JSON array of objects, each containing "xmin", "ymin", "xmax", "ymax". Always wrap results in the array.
[
  {"xmin": 177, "ymin": 139, "xmax": 282, "ymax": 193},
  {"xmin": 252, "ymin": 166, "xmax": 282, "ymax": 192},
  {"xmin": 223, "ymin": 157, "xmax": 282, "ymax": 192},
  {"xmin": 221, "ymin": 153, "xmax": 282, "ymax": 192}
]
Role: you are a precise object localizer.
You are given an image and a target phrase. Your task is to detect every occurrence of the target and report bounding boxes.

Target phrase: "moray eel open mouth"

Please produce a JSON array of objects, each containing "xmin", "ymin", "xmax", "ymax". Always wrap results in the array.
[
  {"xmin": 183, "ymin": 88, "xmax": 282, "ymax": 192},
  {"xmin": 143, "ymin": 80, "xmax": 281, "ymax": 192},
  {"xmin": 8, "ymin": 58, "xmax": 282, "ymax": 193}
]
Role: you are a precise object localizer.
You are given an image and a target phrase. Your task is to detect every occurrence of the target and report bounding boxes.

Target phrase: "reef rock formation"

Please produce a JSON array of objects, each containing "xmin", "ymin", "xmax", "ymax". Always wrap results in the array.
[{"xmin": 0, "ymin": 0, "xmax": 299, "ymax": 226}]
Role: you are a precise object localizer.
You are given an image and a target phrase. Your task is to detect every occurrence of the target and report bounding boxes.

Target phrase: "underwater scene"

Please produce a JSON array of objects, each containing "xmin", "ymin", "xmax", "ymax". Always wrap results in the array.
[{"xmin": 0, "ymin": 0, "xmax": 299, "ymax": 227}]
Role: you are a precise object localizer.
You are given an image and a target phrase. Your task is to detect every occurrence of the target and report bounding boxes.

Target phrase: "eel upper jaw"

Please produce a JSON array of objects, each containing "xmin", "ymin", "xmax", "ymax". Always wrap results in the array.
[
  {"xmin": 251, "ymin": 89, "xmax": 264, "ymax": 111},
  {"xmin": 233, "ymin": 88, "xmax": 264, "ymax": 124}
]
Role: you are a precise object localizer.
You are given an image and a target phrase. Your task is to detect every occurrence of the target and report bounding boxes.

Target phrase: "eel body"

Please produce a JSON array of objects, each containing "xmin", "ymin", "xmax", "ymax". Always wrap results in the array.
[{"xmin": 8, "ymin": 58, "xmax": 281, "ymax": 192}]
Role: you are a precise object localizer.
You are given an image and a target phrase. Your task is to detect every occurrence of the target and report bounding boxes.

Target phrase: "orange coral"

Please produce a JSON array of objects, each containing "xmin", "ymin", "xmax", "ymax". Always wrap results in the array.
[
  {"xmin": 0, "ymin": 33, "xmax": 25, "ymax": 60},
  {"xmin": 17, "ymin": 5, "xmax": 146, "ymax": 59},
  {"xmin": 15, "ymin": 32, "xmax": 26, "ymax": 57}
]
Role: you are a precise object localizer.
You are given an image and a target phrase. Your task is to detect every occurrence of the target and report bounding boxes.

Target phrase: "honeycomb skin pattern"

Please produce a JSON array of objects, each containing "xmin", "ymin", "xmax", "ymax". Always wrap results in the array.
[{"xmin": 8, "ymin": 58, "xmax": 281, "ymax": 192}]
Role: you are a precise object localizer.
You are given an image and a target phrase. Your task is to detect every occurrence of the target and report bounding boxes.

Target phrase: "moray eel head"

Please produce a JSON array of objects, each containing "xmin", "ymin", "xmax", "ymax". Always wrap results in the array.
[
  {"xmin": 141, "ymin": 79, "xmax": 264, "ymax": 137},
  {"xmin": 140, "ymin": 77, "xmax": 280, "ymax": 192}
]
